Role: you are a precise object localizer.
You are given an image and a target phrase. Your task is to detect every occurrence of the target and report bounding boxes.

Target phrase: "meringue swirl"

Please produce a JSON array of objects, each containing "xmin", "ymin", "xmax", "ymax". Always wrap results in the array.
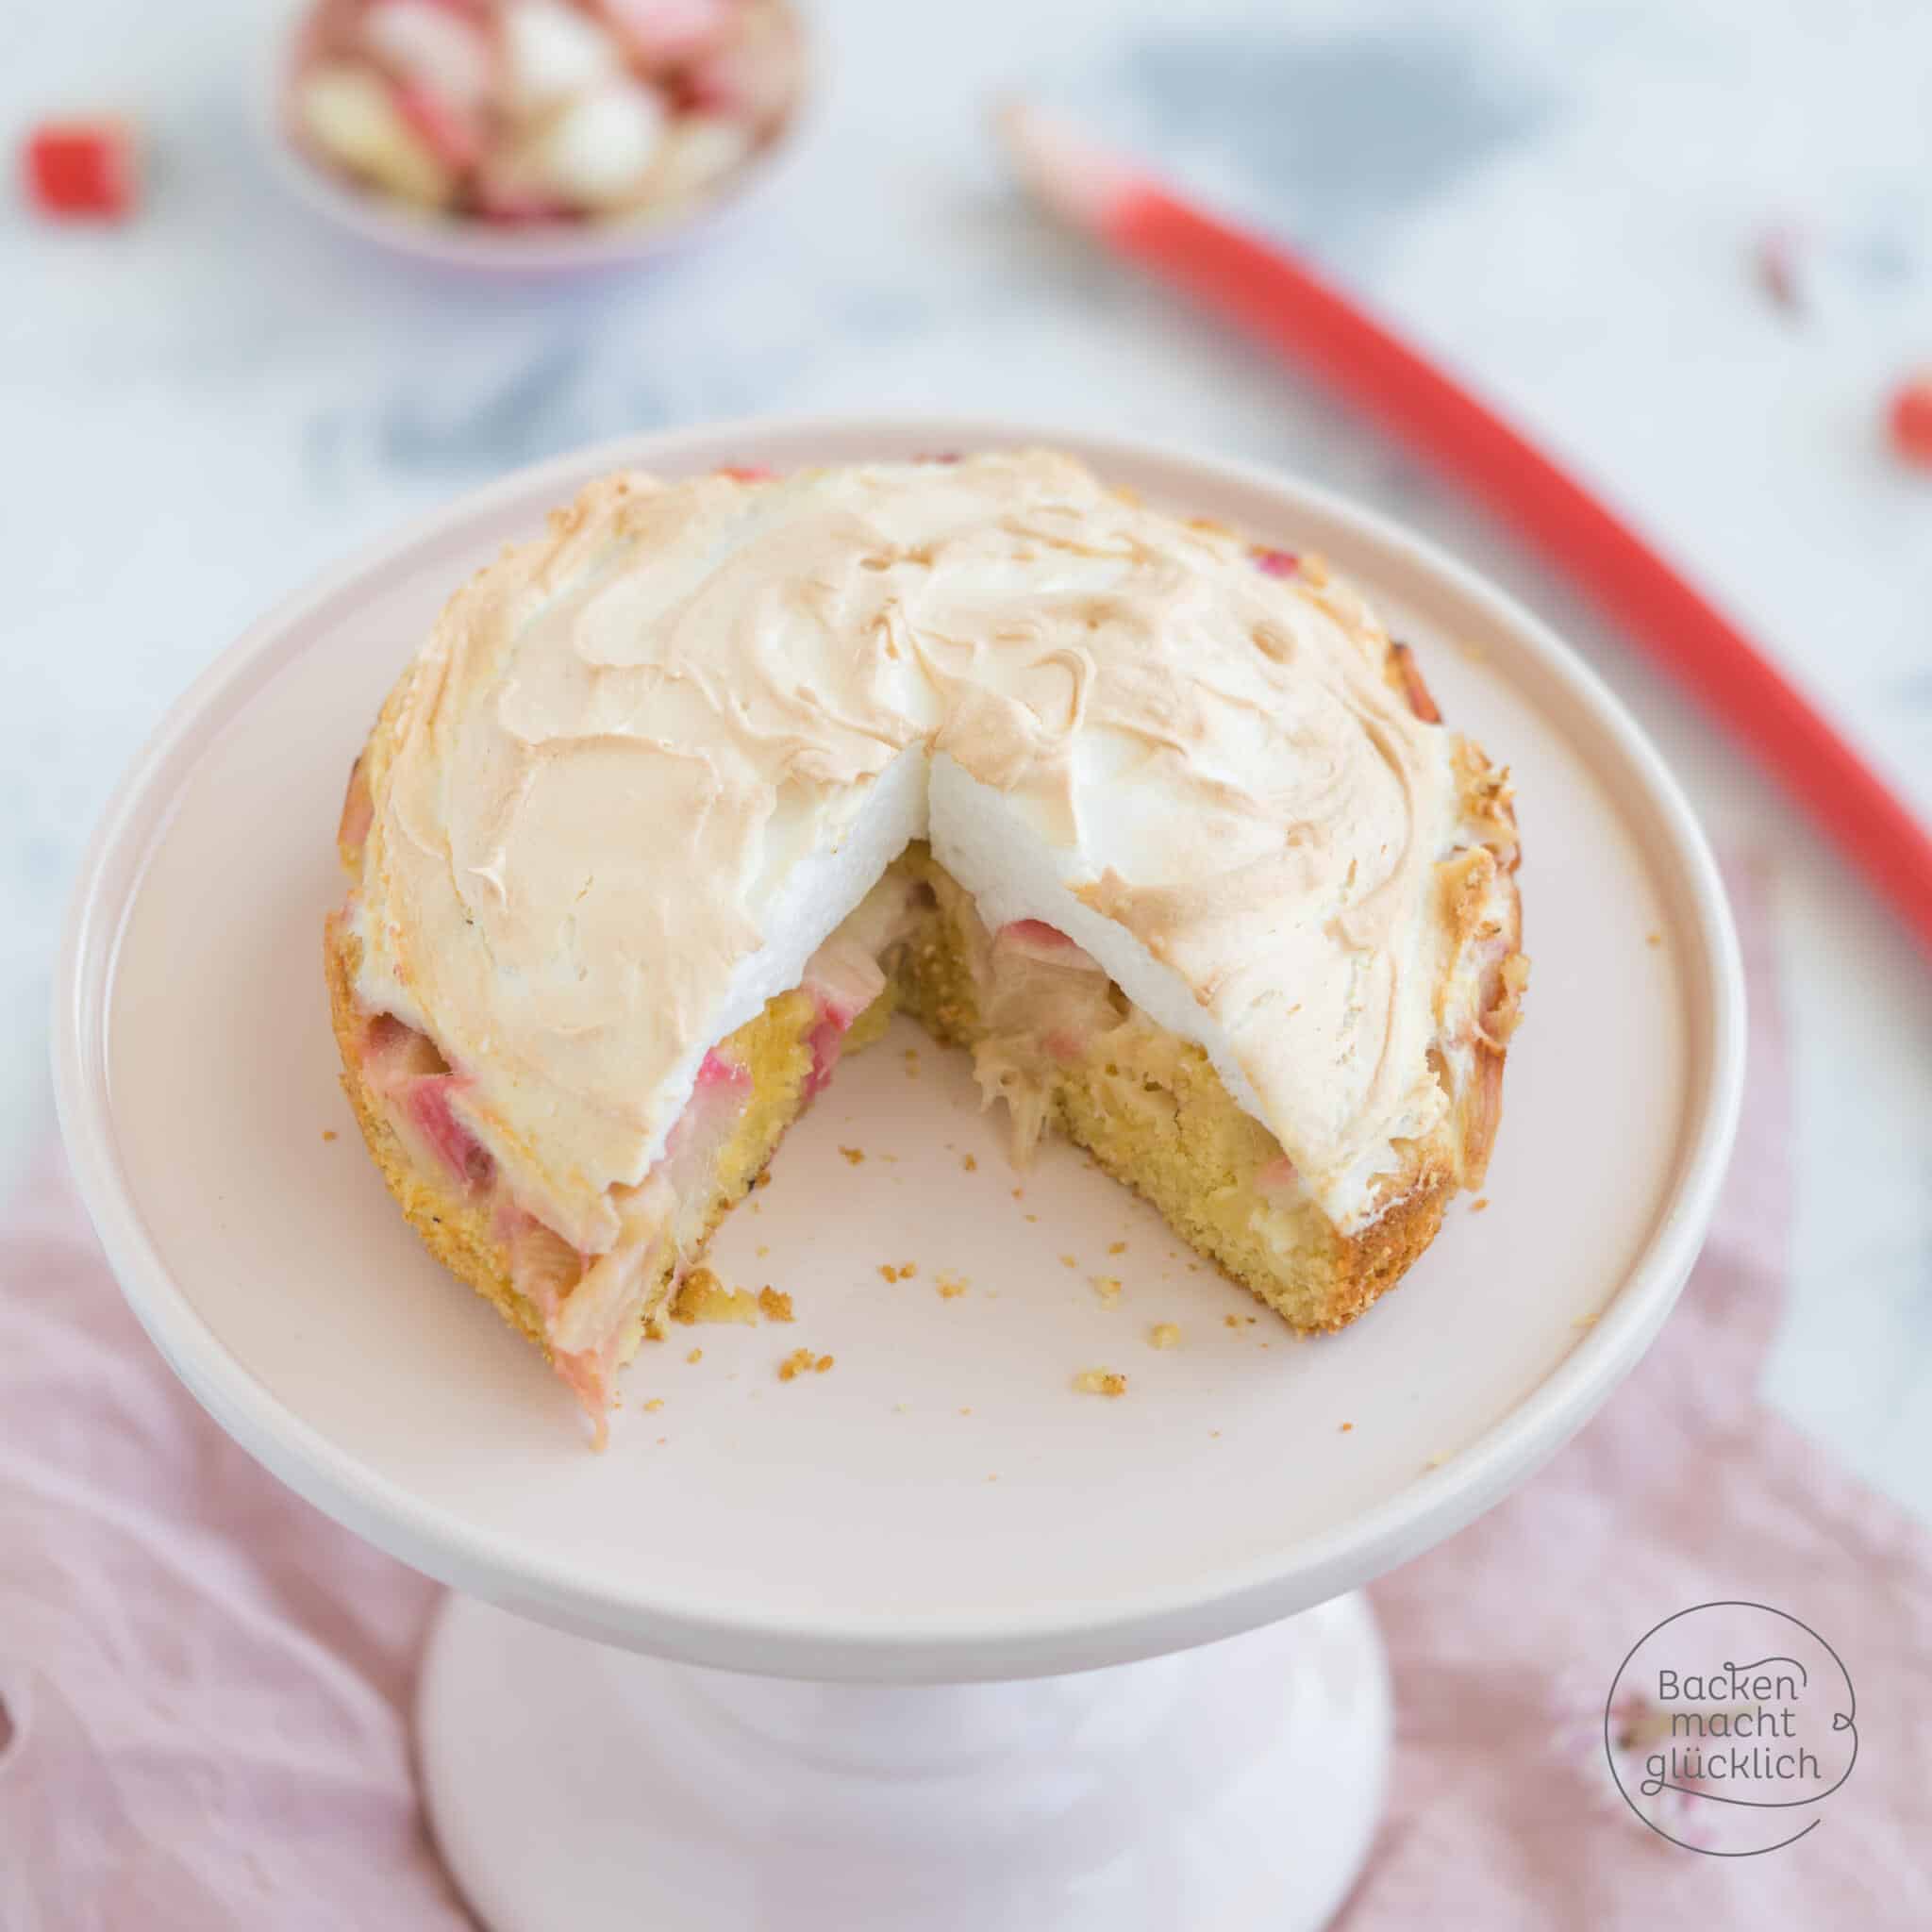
[{"xmin": 350, "ymin": 452, "xmax": 1471, "ymax": 1251}]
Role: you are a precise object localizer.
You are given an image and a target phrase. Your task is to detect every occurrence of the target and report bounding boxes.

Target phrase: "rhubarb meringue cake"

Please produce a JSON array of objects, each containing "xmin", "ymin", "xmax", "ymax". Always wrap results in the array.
[{"xmin": 325, "ymin": 451, "xmax": 1526, "ymax": 1440}]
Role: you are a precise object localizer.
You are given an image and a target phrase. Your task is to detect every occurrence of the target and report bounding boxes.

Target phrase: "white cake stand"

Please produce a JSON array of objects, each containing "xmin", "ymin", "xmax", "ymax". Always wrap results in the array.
[{"xmin": 54, "ymin": 418, "xmax": 1743, "ymax": 1932}]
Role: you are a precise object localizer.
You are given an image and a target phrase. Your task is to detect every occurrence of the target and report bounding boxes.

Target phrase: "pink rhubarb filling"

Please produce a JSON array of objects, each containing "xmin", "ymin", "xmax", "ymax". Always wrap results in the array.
[{"xmin": 346, "ymin": 884, "xmax": 1191, "ymax": 1437}]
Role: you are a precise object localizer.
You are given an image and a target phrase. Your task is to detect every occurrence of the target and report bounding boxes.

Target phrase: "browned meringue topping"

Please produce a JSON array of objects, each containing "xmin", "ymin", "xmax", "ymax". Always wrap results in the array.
[{"xmin": 351, "ymin": 451, "xmax": 1480, "ymax": 1251}]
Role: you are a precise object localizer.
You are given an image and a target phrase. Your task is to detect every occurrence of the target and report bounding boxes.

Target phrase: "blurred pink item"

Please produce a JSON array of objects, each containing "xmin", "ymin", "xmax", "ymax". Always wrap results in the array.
[
  {"xmin": 1752, "ymin": 222, "xmax": 1806, "ymax": 314},
  {"xmin": 681, "ymin": 0, "xmax": 798, "ymax": 124},
  {"xmin": 362, "ymin": 0, "xmax": 494, "ymax": 108},
  {"xmin": 1888, "ymin": 371, "xmax": 1932, "ymax": 469},
  {"xmin": 394, "ymin": 81, "xmax": 485, "ymax": 172},
  {"xmin": 287, "ymin": 0, "xmax": 799, "ymax": 228},
  {"xmin": 1, "ymin": 867, "xmax": 1927, "ymax": 1924},
  {"xmin": 597, "ymin": 0, "xmax": 734, "ymax": 66}
]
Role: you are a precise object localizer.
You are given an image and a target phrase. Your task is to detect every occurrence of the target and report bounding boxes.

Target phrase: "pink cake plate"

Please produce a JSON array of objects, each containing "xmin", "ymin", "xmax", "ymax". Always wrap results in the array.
[{"xmin": 54, "ymin": 417, "xmax": 1743, "ymax": 1932}]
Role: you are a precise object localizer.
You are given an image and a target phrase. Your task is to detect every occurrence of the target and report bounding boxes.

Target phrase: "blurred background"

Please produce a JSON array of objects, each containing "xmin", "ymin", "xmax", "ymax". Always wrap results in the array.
[{"xmin": 5, "ymin": 0, "xmax": 1928, "ymax": 1519}]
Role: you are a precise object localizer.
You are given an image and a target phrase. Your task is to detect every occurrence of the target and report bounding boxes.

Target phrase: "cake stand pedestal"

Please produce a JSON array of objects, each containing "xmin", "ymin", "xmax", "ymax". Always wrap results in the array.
[{"xmin": 417, "ymin": 1591, "xmax": 1390, "ymax": 1932}]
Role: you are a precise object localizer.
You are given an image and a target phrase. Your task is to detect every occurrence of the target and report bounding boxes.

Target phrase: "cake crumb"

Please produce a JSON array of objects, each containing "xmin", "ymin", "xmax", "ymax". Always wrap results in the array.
[
  {"xmin": 1425, "ymin": 1452, "xmax": 1447, "ymax": 1469},
  {"xmin": 643, "ymin": 1398, "xmax": 664, "ymax": 1413},
  {"xmin": 1108, "ymin": 1241, "xmax": 1126, "ymax": 1255},
  {"xmin": 958, "ymin": 1406, "xmax": 973, "ymax": 1416},
  {"xmin": 1011, "ymin": 1188, "xmax": 1024, "ymax": 1200},
  {"xmin": 322, "ymin": 1129, "xmax": 337, "ymax": 1142},
  {"xmin": 937, "ymin": 1273, "xmax": 969, "ymax": 1299},
  {"xmin": 815, "ymin": 1354, "xmax": 834, "ymax": 1374},
  {"xmin": 1471, "ymin": 1197, "xmax": 1491, "ymax": 1213},
  {"xmin": 756, "ymin": 1243, "xmax": 770, "ymax": 1257},
  {"xmin": 1646, "ymin": 930, "xmax": 1663, "ymax": 948},
  {"xmin": 892, "ymin": 1401, "xmax": 909, "ymax": 1413},
  {"xmin": 840, "ymin": 1146, "xmax": 865, "ymax": 1166},
  {"xmin": 758, "ymin": 1286, "xmax": 794, "ymax": 1323},
  {"xmin": 1339, "ymin": 1421, "xmax": 1354, "ymax": 1433},
  {"xmin": 1073, "ymin": 1368, "xmax": 1128, "ymax": 1398},
  {"xmin": 673, "ymin": 1268, "xmax": 760, "ymax": 1325},
  {"xmin": 1024, "ymin": 1213, "xmax": 1038, "ymax": 1223},
  {"xmin": 1059, "ymin": 1254, "xmax": 1077, "ymax": 1270},
  {"xmin": 1224, "ymin": 1314, "xmax": 1241, "ymax": 1329},
  {"xmin": 1149, "ymin": 1323, "xmax": 1181, "ymax": 1349},
  {"xmin": 755, "ymin": 1170, "xmax": 772, "ymax": 1189},
  {"xmin": 1091, "ymin": 1274, "xmax": 1123, "ymax": 1307},
  {"xmin": 1209, "ymin": 1429, "xmax": 1222, "ymax": 1439},
  {"xmin": 777, "ymin": 1348, "xmax": 817, "ymax": 1381},
  {"xmin": 686, "ymin": 1348, "xmax": 703, "ymax": 1364},
  {"xmin": 1574, "ymin": 1312, "xmax": 1600, "ymax": 1330},
  {"xmin": 962, "ymin": 1153, "xmax": 977, "ymax": 1173},
  {"xmin": 898, "ymin": 1261, "xmax": 917, "ymax": 1278},
  {"xmin": 879, "ymin": 1263, "xmax": 899, "ymax": 1282},
  {"xmin": 987, "ymin": 1474, "xmax": 998, "ymax": 1483}
]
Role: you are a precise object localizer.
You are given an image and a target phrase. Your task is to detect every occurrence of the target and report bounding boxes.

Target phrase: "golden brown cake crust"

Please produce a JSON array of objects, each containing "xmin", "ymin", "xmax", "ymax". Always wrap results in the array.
[
  {"xmin": 888, "ymin": 844, "xmax": 1474, "ymax": 1335},
  {"xmin": 326, "ymin": 914, "xmax": 545, "ymax": 1354}
]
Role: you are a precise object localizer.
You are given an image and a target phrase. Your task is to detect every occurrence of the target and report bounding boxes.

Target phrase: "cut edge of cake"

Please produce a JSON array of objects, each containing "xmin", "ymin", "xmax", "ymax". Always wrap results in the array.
[{"xmin": 326, "ymin": 744, "xmax": 1520, "ymax": 1443}]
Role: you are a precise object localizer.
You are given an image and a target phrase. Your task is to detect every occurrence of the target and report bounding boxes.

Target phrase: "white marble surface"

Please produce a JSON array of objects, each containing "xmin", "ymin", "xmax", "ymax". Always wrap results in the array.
[{"xmin": 3, "ymin": 0, "xmax": 1927, "ymax": 1518}]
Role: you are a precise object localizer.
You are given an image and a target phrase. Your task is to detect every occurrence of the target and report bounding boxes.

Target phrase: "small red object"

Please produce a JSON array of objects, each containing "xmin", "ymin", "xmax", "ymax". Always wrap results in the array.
[
  {"xmin": 717, "ymin": 463, "xmax": 774, "ymax": 481},
  {"xmin": 1252, "ymin": 546, "xmax": 1299, "ymax": 577},
  {"xmin": 23, "ymin": 118, "xmax": 136, "ymax": 220},
  {"xmin": 1887, "ymin": 372, "xmax": 1932, "ymax": 470}
]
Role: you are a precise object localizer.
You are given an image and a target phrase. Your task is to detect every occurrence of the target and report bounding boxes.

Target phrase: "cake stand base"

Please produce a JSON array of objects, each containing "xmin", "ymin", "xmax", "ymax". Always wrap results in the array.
[{"xmin": 416, "ymin": 1592, "xmax": 1391, "ymax": 1932}]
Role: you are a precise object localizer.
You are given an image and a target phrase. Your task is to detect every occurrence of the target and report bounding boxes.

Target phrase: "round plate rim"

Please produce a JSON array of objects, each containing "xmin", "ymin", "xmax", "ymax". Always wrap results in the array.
[{"xmin": 53, "ymin": 412, "xmax": 1746, "ymax": 1679}]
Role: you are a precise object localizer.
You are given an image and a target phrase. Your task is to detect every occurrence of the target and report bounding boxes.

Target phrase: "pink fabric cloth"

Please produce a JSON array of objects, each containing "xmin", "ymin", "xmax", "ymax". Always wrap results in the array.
[
  {"xmin": 2, "ymin": 866, "xmax": 1926, "ymax": 1928},
  {"xmin": 1342, "ymin": 868, "xmax": 1932, "ymax": 1926},
  {"xmin": 0, "ymin": 1201, "xmax": 459, "ymax": 1928}
]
